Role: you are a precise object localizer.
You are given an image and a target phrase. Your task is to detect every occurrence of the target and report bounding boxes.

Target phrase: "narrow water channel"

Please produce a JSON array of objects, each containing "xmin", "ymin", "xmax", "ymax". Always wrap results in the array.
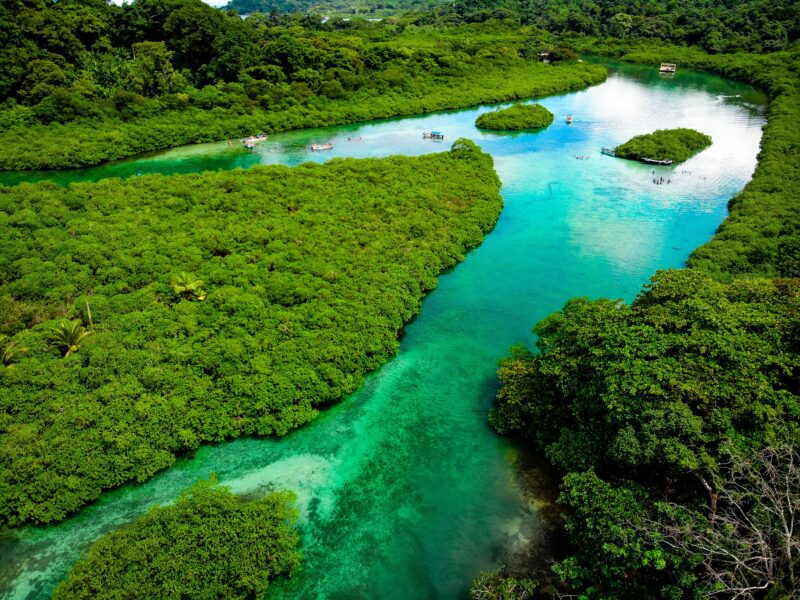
[{"xmin": 0, "ymin": 60, "xmax": 767, "ymax": 599}]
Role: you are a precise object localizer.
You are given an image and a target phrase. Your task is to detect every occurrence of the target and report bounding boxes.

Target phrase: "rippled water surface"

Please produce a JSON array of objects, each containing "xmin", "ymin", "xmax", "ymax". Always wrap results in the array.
[{"xmin": 0, "ymin": 60, "xmax": 767, "ymax": 599}]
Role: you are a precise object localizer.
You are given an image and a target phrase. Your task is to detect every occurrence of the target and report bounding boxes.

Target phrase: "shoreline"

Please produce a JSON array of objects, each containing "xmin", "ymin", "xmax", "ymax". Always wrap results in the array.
[{"xmin": 0, "ymin": 63, "xmax": 606, "ymax": 173}]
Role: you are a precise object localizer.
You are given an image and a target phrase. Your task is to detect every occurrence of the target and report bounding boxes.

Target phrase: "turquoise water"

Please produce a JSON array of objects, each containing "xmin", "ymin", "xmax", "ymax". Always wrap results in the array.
[{"xmin": 0, "ymin": 61, "xmax": 767, "ymax": 599}]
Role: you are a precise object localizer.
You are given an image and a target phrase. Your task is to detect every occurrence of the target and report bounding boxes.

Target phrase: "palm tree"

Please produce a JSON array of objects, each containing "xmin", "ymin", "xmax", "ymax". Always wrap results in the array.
[
  {"xmin": 47, "ymin": 320, "xmax": 93, "ymax": 358},
  {"xmin": 1, "ymin": 336, "xmax": 28, "ymax": 367},
  {"xmin": 170, "ymin": 272, "xmax": 207, "ymax": 301}
]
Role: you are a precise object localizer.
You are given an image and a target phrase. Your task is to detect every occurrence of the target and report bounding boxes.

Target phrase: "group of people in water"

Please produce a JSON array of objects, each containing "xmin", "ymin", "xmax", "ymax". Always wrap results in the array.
[{"xmin": 652, "ymin": 170, "xmax": 671, "ymax": 185}]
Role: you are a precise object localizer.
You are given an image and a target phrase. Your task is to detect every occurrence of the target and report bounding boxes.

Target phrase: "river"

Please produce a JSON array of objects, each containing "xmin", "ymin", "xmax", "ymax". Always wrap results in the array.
[{"xmin": 0, "ymin": 59, "xmax": 767, "ymax": 599}]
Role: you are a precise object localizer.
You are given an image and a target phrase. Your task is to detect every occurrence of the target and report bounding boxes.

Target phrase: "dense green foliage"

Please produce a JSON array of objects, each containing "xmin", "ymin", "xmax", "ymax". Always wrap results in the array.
[
  {"xmin": 53, "ymin": 478, "xmax": 301, "ymax": 599},
  {"xmin": 614, "ymin": 128, "xmax": 712, "ymax": 163},
  {"xmin": 475, "ymin": 103, "xmax": 553, "ymax": 131},
  {"xmin": 413, "ymin": 0, "xmax": 798, "ymax": 54},
  {"xmin": 224, "ymin": 0, "xmax": 439, "ymax": 18},
  {"xmin": 2, "ymin": 0, "xmax": 796, "ymax": 170},
  {"xmin": 489, "ymin": 41, "xmax": 800, "ymax": 600},
  {"xmin": 492, "ymin": 273, "xmax": 799, "ymax": 597},
  {"xmin": 0, "ymin": 59, "xmax": 603, "ymax": 171},
  {"xmin": 0, "ymin": 141, "xmax": 503, "ymax": 526},
  {"xmin": 228, "ymin": 0, "xmax": 798, "ymax": 56},
  {"xmin": 4, "ymin": 0, "xmax": 800, "ymax": 595},
  {"xmin": 0, "ymin": 0, "xmax": 605, "ymax": 170}
]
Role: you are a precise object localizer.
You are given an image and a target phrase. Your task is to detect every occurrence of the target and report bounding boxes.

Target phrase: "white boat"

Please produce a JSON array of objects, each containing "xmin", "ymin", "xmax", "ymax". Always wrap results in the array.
[
  {"xmin": 242, "ymin": 133, "xmax": 267, "ymax": 148},
  {"xmin": 310, "ymin": 143, "xmax": 333, "ymax": 151}
]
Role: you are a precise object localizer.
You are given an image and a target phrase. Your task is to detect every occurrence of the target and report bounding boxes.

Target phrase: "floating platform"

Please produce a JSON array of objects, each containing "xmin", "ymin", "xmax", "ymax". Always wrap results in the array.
[
  {"xmin": 423, "ymin": 131, "xmax": 445, "ymax": 140},
  {"xmin": 642, "ymin": 157, "xmax": 673, "ymax": 165},
  {"xmin": 242, "ymin": 133, "xmax": 268, "ymax": 149}
]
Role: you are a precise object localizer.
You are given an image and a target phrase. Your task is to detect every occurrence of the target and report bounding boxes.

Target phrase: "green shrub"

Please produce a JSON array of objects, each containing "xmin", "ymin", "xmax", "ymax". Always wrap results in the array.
[
  {"xmin": 614, "ymin": 128, "xmax": 712, "ymax": 163},
  {"xmin": 53, "ymin": 479, "xmax": 301, "ymax": 600},
  {"xmin": 475, "ymin": 103, "xmax": 554, "ymax": 130}
]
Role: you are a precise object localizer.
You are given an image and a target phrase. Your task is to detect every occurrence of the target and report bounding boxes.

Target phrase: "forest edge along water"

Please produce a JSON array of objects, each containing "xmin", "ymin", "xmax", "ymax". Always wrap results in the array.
[{"xmin": 0, "ymin": 59, "xmax": 767, "ymax": 599}]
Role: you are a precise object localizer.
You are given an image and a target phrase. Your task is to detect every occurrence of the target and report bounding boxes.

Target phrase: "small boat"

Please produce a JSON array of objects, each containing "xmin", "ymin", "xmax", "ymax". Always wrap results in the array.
[
  {"xmin": 642, "ymin": 157, "xmax": 673, "ymax": 166},
  {"xmin": 310, "ymin": 143, "xmax": 333, "ymax": 151},
  {"xmin": 601, "ymin": 147, "xmax": 616, "ymax": 157},
  {"xmin": 423, "ymin": 131, "xmax": 446, "ymax": 140},
  {"xmin": 242, "ymin": 133, "xmax": 268, "ymax": 148},
  {"xmin": 566, "ymin": 115, "xmax": 574, "ymax": 124},
  {"xmin": 659, "ymin": 63, "xmax": 677, "ymax": 74}
]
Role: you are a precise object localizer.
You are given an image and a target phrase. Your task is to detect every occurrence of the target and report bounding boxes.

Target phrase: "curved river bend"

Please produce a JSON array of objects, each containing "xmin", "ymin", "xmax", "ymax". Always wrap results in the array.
[{"xmin": 0, "ymin": 60, "xmax": 767, "ymax": 599}]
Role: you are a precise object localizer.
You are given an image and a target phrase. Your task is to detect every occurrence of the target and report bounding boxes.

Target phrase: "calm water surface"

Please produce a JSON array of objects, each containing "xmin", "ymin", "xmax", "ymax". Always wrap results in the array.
[{"xmin": 0, "ymin": 60, "xmax": 767, "ymax": 599}]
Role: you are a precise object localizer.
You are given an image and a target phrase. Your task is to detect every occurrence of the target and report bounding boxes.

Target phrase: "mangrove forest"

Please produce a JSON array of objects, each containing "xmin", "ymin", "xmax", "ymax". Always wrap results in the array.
[
  {"xmin": 0, "ymin": 0, "xmax": 798, "ymax": 598},
  {"xmin": 475, "ymin": 103, "xmax": 554, "ymax": 131}
]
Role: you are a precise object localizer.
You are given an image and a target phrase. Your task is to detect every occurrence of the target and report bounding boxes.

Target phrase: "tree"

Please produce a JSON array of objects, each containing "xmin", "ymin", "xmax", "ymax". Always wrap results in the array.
[
  {"xmin": 548, "ymin": 46, "xmax": 579, "ymax": 63},
  {"xmin": 163, "ymin": 0, "xmax": 226, "ymax": 76},
  {"xmin": 127, "ymin": 41, "xmax": 180, "ymax": 97},
  {"xmin": 1, "ymin": 336, "xmax": 28, "ymax": 367},
  {"xmin": 53, "ymin": 478, "xmax": 301, "ymax": 599},
  {"xmin": 320, "ymin": 79, "xmax": 345, "ymax": 99},
  {"xmin": 20, "ymin": 60, "xmax": 69, "ymax": 105},
  {"xmin": 609, "ymin": 13, "xmax": 634, "ymax": 38},
  {"xmin": 263, "ymin": 34, "xmax": 320, "ymax": 75},
  {"xmin": 170, "ymin": 272, "xmax": 207, "ymax": 300},
  {"xmin": 46, "ymin": 320, "xmax": 93, "ymax": 358},
  {"xmin": 471, "ymin": 572, "xmax": 538, "ymax": 599},
  {"xmin": 657, "ymin": 446, "xmax": 800, "ymax": 599}
]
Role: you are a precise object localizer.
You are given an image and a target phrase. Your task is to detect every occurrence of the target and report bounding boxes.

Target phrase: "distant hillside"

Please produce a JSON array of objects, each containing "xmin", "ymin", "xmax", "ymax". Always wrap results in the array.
[{"xmin": 223, "ymin": 0, "xmax": 444, "ymax": 16}]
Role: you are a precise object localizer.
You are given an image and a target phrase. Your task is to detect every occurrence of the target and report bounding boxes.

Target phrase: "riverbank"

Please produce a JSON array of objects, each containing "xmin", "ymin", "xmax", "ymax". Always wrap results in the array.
[
  {"xmin": 0, "ymin": 142, "xmax": 504, "ymax": 527},
  {"xmin": 0, "ymin": 61, "xmax": 605, "ymax": 172}
]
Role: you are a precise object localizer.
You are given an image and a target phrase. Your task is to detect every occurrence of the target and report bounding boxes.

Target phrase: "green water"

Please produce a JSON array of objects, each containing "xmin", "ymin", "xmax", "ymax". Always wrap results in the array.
[{"xmin": 0, "ymin": 61, "xmax": 767, "ymax": 599}]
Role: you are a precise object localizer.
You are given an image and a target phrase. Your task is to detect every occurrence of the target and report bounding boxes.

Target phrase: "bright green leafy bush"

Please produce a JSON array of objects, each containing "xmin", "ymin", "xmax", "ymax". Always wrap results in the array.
[
  {"xmin": 0, "ymin": 141, "xmax": 502, "ymax": 526},
  {"xmin": 614, "ymin": 128, "xmax": 712, "ymax": 163},
  {"xmin": 475, "ymin": 103, "xmax": 554, "ymax": 130},
  {"xmin": 53, "ymin": 478, "xmax": 301, "ymax": 599}
]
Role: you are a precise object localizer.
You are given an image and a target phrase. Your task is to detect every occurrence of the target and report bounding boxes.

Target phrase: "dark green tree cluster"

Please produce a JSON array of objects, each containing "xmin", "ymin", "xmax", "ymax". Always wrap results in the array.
[
  {"xmin": 53, "ymin": 478, "xmax": 301, "ymax": 599},
  {"xmin": 413, "ymin": 0, "xmax": 798, "ymax": 54},
  {"xmin": 475, "ymin": 103, "xmax": 553, "ymax": 131},
  {"xmin": 0, "ymin": 141, "xmax": 503, "ymax": 526},
  {"xmin": 487, "ymin": 44, "xmax": 800, "ymax": 600},
  {"xmin": 0, "ymin": 0, "xmax": 606, "ymax": 170},
  {"xmin": 614, "ymin": 128, "xmax": 712, "ymax": 163},
  {"xmin": 224, "ymin": 0, "xmax": 439, "ymax": 18},
  {"xmin": 492, "ymin": 272, "xmax": 799, "ymax": 597}
]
